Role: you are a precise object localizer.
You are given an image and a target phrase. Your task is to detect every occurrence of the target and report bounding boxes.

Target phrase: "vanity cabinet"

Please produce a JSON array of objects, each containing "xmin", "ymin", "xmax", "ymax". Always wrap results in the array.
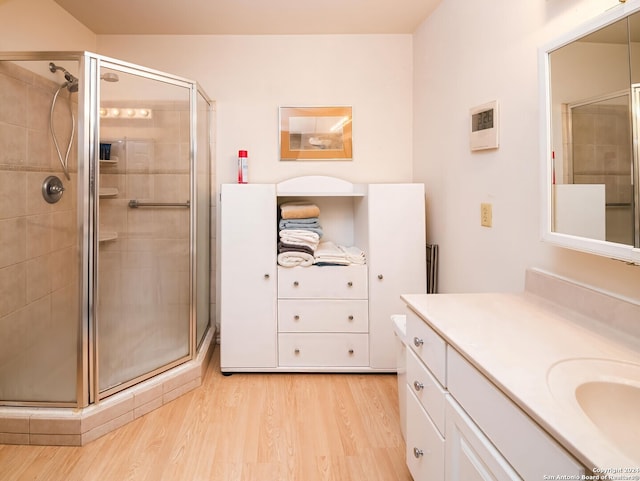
[
  {"xmin": 446, "ymin": 348, "xmax": 583, "ymax": 480},
  {"xmin": 404, "ymin": 310, "xmax": 584, "ymax": 481},
  {"xmin": 220, "ymin": 177, "xmax": 426, "ymax": 372}
]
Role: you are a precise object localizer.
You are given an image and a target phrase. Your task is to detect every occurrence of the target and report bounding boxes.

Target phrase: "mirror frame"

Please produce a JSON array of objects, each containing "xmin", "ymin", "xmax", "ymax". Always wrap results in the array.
[{"xmin": 539, "ymin": 0, "xmax": 640, "ymax": 265}]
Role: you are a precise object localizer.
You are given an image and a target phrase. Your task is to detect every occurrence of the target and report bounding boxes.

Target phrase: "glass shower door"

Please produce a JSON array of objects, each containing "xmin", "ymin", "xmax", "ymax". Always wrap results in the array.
[{"xmin": 96, "ymin": 64, "xmax": 193, "ymax": 397}]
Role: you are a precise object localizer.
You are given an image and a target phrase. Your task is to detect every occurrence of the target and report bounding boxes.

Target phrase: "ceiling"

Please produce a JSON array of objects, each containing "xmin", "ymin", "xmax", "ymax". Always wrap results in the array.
[{"xmin": 53, "ymin": 0, "xmax": 442, "ymax": 35}]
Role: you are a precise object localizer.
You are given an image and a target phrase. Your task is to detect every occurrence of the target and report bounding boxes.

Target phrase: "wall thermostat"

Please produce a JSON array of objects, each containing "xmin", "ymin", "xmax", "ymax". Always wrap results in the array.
[{"xmin": 469, "ymin": 100, "xmax": 499, "ymax": 151}]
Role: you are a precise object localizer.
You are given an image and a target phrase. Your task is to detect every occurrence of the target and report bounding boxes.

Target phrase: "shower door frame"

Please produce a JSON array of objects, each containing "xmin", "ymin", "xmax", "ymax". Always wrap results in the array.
[
  {"xmin": 0, "ymin": 51, "xmax": 87, "ymax": 408},
  {"xmin": 0, "ymin": 51, "xmax": 211, "ymax": 408},
  {"xmin": 87, "ymin": 53, "xmax": 208, "ymax": 404}
]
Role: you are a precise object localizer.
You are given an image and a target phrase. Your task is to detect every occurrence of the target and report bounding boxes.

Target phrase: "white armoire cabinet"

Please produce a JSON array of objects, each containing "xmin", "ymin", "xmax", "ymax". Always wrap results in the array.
[{"xmin": 220, "ymin": 176, "xmax": 426, "ymax": 373}]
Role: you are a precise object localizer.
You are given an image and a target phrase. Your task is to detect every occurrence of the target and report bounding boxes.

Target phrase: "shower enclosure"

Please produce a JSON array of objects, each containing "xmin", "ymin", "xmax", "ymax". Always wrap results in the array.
[{"xmin": 0, "ymin": 51, "xmax": 212, "ymax": 408}]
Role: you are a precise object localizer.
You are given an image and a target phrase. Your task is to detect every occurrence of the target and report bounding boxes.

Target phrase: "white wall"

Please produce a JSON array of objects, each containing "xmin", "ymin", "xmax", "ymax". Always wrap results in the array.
[
  {"xmin": 0, "ymin": 0, "xmax": 95, "ymax": 51},
  {"xmin": 96, "ymin": 34, "xmax": 414, "ymax": 186},
  {"xmin": 3, "ymin": 0, "xmax": 639, "ymax": 302},
  {"xmin": 413, "ymin": 0, "xmax": 640, "ymax": 300}
]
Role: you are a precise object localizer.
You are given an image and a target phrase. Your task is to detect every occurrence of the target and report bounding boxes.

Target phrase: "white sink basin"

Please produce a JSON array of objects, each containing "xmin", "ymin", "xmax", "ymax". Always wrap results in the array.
[{"xmin": 547, "ymin": 358, "xmax": 640, "ymax": 464}]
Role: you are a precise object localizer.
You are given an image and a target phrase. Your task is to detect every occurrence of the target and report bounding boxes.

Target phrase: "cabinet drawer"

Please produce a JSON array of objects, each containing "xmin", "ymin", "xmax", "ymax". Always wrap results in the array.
[
  {"xmin": 278, "ymin": 265, "xmax": 368, "ymax": 299},
  {"xmin": 406, "ymin": 310, "xmax": 447, "ymax": 386},
  {"xmin": 278, "ymin": 300, "xmax": 368, "ymax": 332},
  {"xmin": 406, "ymin": 386, "xmax": 445, "ymax": 481},
  {"xmin": 406, "ymin": 348, "xmax": 446, "ymax": 436},
  {"xmin": 278, "ymin": 333, "xmax": 369, "ymax": 367}
]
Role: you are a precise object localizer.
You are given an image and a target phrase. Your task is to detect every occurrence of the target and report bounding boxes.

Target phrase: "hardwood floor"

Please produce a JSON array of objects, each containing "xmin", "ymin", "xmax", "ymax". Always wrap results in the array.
[{"xmin": 0, "ymin": 345, "xmax": 412, "ymax": 481}]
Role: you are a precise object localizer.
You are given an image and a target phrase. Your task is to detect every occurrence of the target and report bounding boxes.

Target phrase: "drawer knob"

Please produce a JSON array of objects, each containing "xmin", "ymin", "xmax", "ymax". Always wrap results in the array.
[
  {"xmin": 348, "ymin": 349, "xmax": 354, "ymax": 355},
  {"xmin": 348, "ymin": 315, "xmax": 354, "ymax": 321},
  {"xmin": 347, "ymin": 281, "xmax": 353, "ymax": 287},
  {"xmin": 413, "ymin": 380, "xmax": 424, "ymax": 391},
  {"xmin": 293, "ymin": 281, "xmax": 299, "ymax": 287},
  {"xmin": 413, "ymin": 447, "xmax": 423, "ymax": 459},
  {"xmin": 413, "ymin": 337, "xmax": 424, "ymax": 347},
  {"xmin": 294, "ymin": 315, "xmax": 300, "ymax": 321},
  {"xmin": 377, "ymin": 274, "xmax": 383, "ymax": 280},
  {"xmin": 294, "ymin": 348, "xmax": 300, "ymax": 355},
  {"xmin": 264, "ymin": 273, "xmax": 270, "ymax": 279}
]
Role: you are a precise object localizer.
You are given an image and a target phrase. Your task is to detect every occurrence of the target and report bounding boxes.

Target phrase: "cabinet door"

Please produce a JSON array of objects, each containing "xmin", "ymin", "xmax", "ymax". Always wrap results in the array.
[
  {"xmin": 220, "ymin": 184, "xmax": 277, "ymax": 370},
  {"xmin": 445, "ymin": 397, "xmax": 522, "ymax": 481},
  {"xmin": 368, "ymin": 184, "xmax": 426, "ymax": 369}
]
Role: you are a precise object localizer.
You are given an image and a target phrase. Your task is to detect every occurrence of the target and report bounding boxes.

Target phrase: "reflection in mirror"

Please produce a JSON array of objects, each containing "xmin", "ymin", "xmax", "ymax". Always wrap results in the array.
[
  {"xmin": 546, "ymin": 12, "xmax": 640, "ymax": 257},
  {"xmin": 549, "ymin": 17, "xmax": 633, "ymax": 244},
  {"xmin": 566, "ymin": 93, "xmax": 632, "ymax": 244}
]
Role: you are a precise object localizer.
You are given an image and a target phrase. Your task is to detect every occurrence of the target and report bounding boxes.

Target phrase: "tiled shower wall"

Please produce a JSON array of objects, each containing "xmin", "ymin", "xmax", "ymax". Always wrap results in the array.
[{"xmin": 0, "ymin": 61, "xmax": 79, "ymax": 402}]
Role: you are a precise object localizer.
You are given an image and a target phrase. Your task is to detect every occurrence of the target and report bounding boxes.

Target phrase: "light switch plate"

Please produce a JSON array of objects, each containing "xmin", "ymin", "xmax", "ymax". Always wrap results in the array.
[{"xmin": 481, "ymin": 203, "xmax": 492, "ymax": 227}]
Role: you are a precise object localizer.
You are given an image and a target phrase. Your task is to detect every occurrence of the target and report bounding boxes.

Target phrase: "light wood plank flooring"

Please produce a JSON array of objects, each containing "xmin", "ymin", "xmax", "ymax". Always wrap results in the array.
[{"xmin": 0, "ymin": 345, "xmax": 412, "ymax": 481}]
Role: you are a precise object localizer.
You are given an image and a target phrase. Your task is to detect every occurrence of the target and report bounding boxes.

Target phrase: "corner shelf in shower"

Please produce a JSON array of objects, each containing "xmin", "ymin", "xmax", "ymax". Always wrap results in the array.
[
  {"xmin": 99, "ymin": 157, "xmax": 119, "ymax": 165},
  {"xmin": 99, "ymin": 137, "xmax": 125, "ymax": 165},
  {"xmin": 99, "ymin": 187, "xmax": 119, "ymax": 197},
  {"xmin": 99, "ymin": 231, "xmax": 118, "ymax": 243},
  {"xmin": 100, "ymin": 187, "xmax": 118, "ymax": 197}
]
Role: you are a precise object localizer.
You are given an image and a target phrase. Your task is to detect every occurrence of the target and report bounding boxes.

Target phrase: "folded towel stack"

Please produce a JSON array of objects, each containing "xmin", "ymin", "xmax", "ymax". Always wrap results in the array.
[
  {"xmin": 314, "ymin": 241, "xmax": 367, "ymax": 266},
  {"xmin": 277, "ymin": 202, "xmax": 323, "ymax": 267}
]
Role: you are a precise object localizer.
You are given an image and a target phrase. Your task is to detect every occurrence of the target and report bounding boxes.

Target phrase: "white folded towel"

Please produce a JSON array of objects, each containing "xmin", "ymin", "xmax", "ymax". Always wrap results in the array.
[
  {"xmin": 278, "ymin": 251, "xmax": 314, "ymax": 267},
  {"xmin": 314, "ymin": 241, "xmax": 365, "ymax": 266},
  {"xmin": 279, "ymin": 229, "xmax": 320, "ymax": 251},
  {"xmin": 339, "ymin": 245, "xmax": 366, "ymax": 265}
]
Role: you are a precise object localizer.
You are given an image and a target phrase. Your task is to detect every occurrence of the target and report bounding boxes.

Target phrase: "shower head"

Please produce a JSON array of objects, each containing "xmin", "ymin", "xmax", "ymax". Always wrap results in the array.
[
  {"xmin": 49, "ymin": 62, "xmax": 79, "ymax": 93},
  {"xmin": 65, "ymin": 80, "xmax": 79, "ymax": 93},
  {"xmin": 101, "ymin": 72, "xmax": 120, "ymax": 82}
]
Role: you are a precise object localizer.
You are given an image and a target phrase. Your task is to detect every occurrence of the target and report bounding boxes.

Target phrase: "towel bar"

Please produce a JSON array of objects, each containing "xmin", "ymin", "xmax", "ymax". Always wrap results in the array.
[{"xmin": 128, "ymin": 200, "xmax": 190, "ymax": 208}]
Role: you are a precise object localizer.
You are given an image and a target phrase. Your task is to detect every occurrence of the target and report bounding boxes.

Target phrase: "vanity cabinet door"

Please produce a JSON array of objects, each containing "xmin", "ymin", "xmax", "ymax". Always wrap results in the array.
[{"xmin": 445, "ymin": 397, "xmax": 522, "ymax": 481}]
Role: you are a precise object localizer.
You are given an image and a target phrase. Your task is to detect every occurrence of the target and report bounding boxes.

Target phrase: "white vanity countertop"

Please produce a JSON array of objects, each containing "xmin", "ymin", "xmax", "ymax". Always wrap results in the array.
[{"xmin": 401, "ymin": 289, "xmax": 640, "ymax": 474}]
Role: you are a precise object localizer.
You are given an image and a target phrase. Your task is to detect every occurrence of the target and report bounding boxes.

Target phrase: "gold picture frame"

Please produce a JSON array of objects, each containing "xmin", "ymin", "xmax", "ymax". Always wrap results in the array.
[{"xmin": 279, "ymin": 106, "xmax": 353, "ymax": 161}]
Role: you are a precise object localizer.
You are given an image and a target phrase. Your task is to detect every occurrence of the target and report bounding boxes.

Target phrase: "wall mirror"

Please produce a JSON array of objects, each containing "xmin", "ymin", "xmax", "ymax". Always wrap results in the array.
[{"xmin": 540, "ymin": 1, "xmax": 640, "ymax": 264}]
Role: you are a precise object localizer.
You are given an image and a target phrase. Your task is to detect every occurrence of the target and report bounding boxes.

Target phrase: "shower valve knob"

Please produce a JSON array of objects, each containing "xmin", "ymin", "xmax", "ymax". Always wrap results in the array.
[{"xmin": 42, "ymin": 176, "xmax": 65, "ymax": 204}]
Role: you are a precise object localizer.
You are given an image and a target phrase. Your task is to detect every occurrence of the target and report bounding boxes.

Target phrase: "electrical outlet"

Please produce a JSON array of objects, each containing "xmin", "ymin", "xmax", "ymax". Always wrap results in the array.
[{"xmin": 481, "ymin": 203, "xmax": 492, "ymax": 227}]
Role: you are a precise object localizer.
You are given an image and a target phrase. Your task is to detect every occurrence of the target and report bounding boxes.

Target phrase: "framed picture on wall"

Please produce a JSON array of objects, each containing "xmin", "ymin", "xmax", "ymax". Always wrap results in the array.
[{"xmin": 279, "ymin": 106, "xmax": 353, "ymax": 161}]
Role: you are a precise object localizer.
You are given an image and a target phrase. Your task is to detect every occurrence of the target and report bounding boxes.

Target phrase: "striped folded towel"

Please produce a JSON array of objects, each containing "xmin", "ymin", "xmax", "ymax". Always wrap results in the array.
[{"xmin": 280, "ymin": 202, "xmax": 320, "ymax": 220}]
